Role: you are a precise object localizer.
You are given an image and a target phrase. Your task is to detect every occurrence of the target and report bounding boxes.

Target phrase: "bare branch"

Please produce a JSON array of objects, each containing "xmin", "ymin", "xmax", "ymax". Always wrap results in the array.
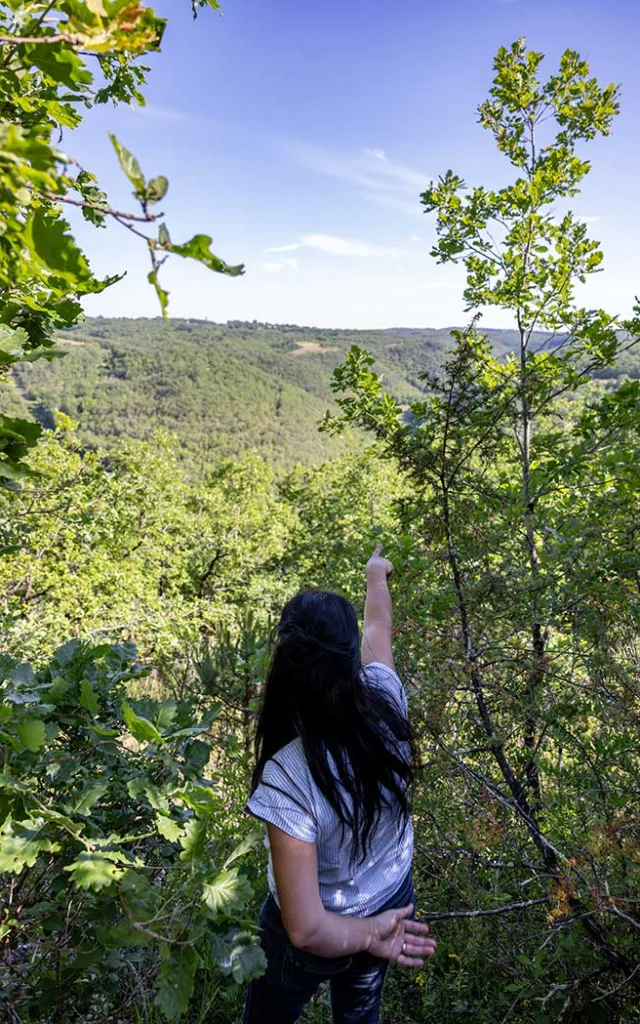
[
  {"xmin": 419, "ymin": 896, "xmax": 549, "ymax": 921},
  {"xmin": 0, "ymin": 32, "xmax": 84, "ymax": 47},
  {"xmin": 593, "ymin": 963, "xmax": 640, "ymax": 1002}
]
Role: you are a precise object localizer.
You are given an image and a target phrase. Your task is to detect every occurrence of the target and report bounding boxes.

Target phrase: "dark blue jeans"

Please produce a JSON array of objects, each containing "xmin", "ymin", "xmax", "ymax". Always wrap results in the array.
[{"xmin": 242, "ymin": 869, "xmax": 415, "ymax": 1024}]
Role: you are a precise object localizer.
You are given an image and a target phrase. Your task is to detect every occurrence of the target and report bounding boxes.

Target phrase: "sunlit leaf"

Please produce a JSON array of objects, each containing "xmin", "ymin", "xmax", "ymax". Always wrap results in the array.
[
  {"xmin": 159, "ymin": 233, "xmax": 244, "ymax": 277},
  {"xmin": 202, "ymin": 868, "xmax": 253, "ymax": 916},
  {"xmin": 192, "ymin": 0, "xmax": 221, "ymax": 17},
  {"xmin": 147, "ymin": 176, "xmax": 168, "ymax": 204},
  {"xmin": 122, "ymin": 702, "xmax": 163, "ymax": 744},
  {"xmin": 64, "ymin": 851, "xmax": 124, "ymax": 891},
  {"xmin": 16, "ymin": 718, "xmax": 47, "ymax": 752},
  {"xmin": 0, "ymin": 823, "xmax": 58, "ymax": 873},
  {"xmin": 155, "ymin": 814, "xmax": 184, "ymax": 843},
  {"xmin": 79, "ymin": 678, "xmax": 99, "ymax": 715},
  {"xmin": 179, "ymin": 817, "xmax": 207, "ymax": 864},
  {"xmin": 223, "ymin": 830, "xmax": 262, "ymax": 870},
  {"xmin": 27, "ymin": 211, "xmax": 94, "ymax": 284},
  {"xmin": 148, "ymin": 268, "xmax": 169, "ymax": 318},
  {"xmin": 180, "ymin": 783, "xmax": 218, "ymax": 815},
  {"xmin": 109, "ymin": 135, "xmax": 145, "ymax": 194}
]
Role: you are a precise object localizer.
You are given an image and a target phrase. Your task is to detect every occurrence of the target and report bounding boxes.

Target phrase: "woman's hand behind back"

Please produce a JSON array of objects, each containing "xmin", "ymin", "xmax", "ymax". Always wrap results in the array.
[{"xmin": 366, "ymin": 903, "xmax": 436, "ymax": 967}]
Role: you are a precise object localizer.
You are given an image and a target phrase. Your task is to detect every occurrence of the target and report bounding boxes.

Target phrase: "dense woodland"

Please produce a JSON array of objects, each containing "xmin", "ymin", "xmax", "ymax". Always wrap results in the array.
[
  {"xmin": 2, "ymin": 318, "xmax": 638, "ymax": 469},
  {"xmin": 1, "ymin": 3, "xmax": 639, "ymax": 1023}
]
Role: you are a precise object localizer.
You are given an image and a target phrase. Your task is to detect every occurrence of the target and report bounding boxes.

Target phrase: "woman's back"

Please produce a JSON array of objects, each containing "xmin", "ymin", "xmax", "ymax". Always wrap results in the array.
[
  {"xmin": 243, "ymin": 550, "xmax": 436, "ymax": 1024},
  {"xmin": 247, "ymin": 662, "xmax": 413, "ymax": 917}
]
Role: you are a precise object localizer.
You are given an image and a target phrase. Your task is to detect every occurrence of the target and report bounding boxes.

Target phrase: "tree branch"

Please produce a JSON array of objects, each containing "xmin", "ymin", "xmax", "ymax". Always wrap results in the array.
[
  {"xmin": 0, "ymin": 32, "xmax": 84, "ymax": 47},
  {"xmin": 44, "ymin": 192, "xmax": 163, "ymax": 225},
  {"xmin": 419, "ymin": 896, "xmax": 549, "ymax": 921}
]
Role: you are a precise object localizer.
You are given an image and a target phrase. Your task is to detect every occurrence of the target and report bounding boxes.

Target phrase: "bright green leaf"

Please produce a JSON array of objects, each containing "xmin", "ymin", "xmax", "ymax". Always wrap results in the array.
[
  {"xmin": 109, "ymin": 135, "xmax": 146, "ymax": 194},
  {"xmin": 147, "ymin": 176, "xmax": 169, "ymax": 204},
  {"xmin": 223, "ymin": 830, "xmax": 262, "ymax": 870},
  {"xmin": 122, "ymin": 702, "xmax": 163, "ymax": 744},
  {"xmin": 160, "ymin": 234, "xmax": 244, "ymax": 277},
  {"xmin": 0, "ymin": 822, "xmax": 58, "ymax": 873},
  {"xmin": 79, "ymin": 678, "xmax": 99, "ymax": 715},
  {"xmin": 148, "ymin": 268, "xmax": 169, "ymax": 318},
  {"xmin": 27, "ymin": 211, "xmax": 93, "ymax": 283},
  {"xmin": 180, "ymin": 784, "xmax": 218, "ymax": 816},
  {"xmin": 179, "ymin": 817, "xmax": 207, "ymax": 864},
  {"xmin": 16, "ymin": 718, "xmax": 47, "ymax": 752},
  {"xmin": 64, "ymin": 851, "xmax": 124, "ymax": 891},
  {"xmin": 155, "ymin": 814, "xmax": 184, "ymax": 843},
  {"xmin": 202, "ymin": 868, "xmax": 253, "ymax": 916}
]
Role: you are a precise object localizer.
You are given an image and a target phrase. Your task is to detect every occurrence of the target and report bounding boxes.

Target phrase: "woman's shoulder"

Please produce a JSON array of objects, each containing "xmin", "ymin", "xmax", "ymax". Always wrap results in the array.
[
  {"xmin": 361, "ymin": 661, "xmax": 408, "ymax": 715},
  {"xmin": 362, "ymin": 660, "xmax": 401, "ymax": 683},
  {"xmin": 247, "ymin": 737, "xmax": 318, "ymax": 842},
  {"xmin": 260, "ymin": 737, "xmax": 308, "ymax": 787}
]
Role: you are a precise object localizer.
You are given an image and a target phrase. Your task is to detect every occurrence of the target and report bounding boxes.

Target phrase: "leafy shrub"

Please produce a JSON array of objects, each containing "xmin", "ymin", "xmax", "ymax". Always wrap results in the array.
[{"xmin": 0, "ymin": 639, "xmax": 264, "ymax": 1022}]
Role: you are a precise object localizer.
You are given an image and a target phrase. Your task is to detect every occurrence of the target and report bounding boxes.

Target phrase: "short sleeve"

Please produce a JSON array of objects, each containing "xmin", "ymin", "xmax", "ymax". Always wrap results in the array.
[
  {"xmin": 363, "ymin": 662, "xmax": 408, "ymax": 717},
  {"xmin": 246, "ymin": 753, "xmax": 318, "ymax": 844}
]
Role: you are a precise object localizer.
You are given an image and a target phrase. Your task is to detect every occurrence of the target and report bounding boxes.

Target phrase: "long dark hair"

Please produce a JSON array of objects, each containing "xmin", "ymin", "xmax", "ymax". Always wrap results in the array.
[{"xmin": 251, "ymin": 590, "xmax": 418, "ymax": 864}]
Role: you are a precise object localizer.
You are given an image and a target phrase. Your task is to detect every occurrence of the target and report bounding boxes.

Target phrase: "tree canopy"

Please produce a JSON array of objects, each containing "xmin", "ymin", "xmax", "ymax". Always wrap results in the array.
[
  {"xmin": 1, "ymin": 23, "xmax": 640, "ymax": 1024},
  {"xmin": 0, "ymin": 0, "xmax": 242, "ymax": 484}
]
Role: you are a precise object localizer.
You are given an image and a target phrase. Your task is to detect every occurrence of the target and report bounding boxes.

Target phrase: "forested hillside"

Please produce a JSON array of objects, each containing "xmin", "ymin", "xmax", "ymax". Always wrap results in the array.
[
  {"xmin": 1, "ymin": 7, "xmax": 640, "ymax": 1024},
  {"xmin": 4, "ymin": 317, "xmax": 638, "ymax": 467},
  {"xmin": 0, "ymin": 318, "xmax": 494, "ymax": 466}
]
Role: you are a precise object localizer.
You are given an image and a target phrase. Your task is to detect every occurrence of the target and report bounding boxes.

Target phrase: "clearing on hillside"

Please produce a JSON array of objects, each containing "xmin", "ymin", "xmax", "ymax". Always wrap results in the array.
[{"xmin": 291, "ymin": 341, "xmax": 339, "ymax": 356}]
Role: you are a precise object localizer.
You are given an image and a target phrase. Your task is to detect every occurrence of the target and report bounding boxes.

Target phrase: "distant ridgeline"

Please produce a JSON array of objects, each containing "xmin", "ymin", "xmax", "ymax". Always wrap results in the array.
[{"xmin": 2, "ymin": 318, "xmax": 637, "ymax": 469}]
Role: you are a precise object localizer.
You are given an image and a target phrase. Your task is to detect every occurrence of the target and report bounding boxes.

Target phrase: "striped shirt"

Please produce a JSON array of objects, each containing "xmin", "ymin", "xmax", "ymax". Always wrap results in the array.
[{"xmin": 246, "ymin": 662, "xmax": 413, "ymax": 917}]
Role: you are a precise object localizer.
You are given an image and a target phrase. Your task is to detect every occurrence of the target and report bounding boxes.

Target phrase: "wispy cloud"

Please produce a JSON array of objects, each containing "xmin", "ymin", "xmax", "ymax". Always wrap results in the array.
[
  {"xmin": 282, "ymin": 142, "xmax": 428, "ymax": 217},
  {"xmin": 577, "ymin": 215, "xmax": 601, "ymax": 224},
  {"xmin": 266, "ymin": 234, "xmax": 403, "ymax": 259},
  {"xmin": 126, "ymin": 104, "xmax": 214, "ymax": 127},
  {"xmin": 363, "ymin": 192, "xmax": 423, "ymax": 218},
  {"xmin": 262, "ymin": 257, "xmax": 299, "ymax": 273},
  {"xmin": 267, "ymin": 242, "xmax": 302, "ymax": 253}
]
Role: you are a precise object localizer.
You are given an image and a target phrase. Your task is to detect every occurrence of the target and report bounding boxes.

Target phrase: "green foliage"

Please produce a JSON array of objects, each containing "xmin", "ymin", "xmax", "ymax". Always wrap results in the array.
[
  {"xmin": 4, "ymin": 315, "xmax": 637, "ymax": 472},
  {"xmin": 326, "ymin": 40, "xmax": 640, "ymax": 1020},
  {"xmin": 0, "ymin": 422, "xmax": 408, "ymax": 1020},
  {"xmin": 1, "ymin": 27, "xmax": 639, "ymax": 1024},
  {"xmin": 0, "ymin": 639, "xmax": 262, "ymax": 1021},
  {"xmin": 108, "ymin": 133, "xmax": 244, "ymax": 313},
  {"xmin": 0, "ymin": 0, "xmax": 241, "ymax": 481},
  {"xmin": 0, "ymin": 425, "xmax": 296, "ymax": 663}
]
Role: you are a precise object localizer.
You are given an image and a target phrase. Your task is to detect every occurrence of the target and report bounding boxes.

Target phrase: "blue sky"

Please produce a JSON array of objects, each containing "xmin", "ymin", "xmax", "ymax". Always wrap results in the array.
[{"xmin": 74, "ymin": 0, "xmax": 640, "ymax": 328}]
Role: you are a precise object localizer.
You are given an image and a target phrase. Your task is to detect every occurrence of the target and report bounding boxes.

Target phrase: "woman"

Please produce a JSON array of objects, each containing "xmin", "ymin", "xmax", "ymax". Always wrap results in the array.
[{"xmin": 243, "ymin": 546, "xmax": 436, "ymax": 1024}]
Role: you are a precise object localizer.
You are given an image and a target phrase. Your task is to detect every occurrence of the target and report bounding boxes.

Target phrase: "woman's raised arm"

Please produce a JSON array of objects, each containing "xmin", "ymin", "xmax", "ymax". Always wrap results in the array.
[{"xmin": 361, "ymin": 545, "xmax": 394, "ymax": 670}]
